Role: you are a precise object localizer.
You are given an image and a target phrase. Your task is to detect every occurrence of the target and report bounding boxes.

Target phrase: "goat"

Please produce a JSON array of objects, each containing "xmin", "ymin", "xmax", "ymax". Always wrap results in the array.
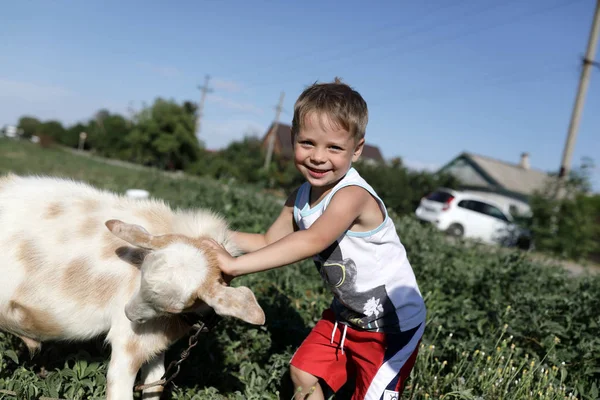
[{"xmin": 0, "ymin": 173, "xmax": 266, "ymax": 400}]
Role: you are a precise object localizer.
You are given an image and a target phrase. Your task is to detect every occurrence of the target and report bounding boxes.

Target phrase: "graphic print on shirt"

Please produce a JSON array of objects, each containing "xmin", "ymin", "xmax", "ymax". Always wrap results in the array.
[{"xmin": 315, "ymin": 241, "xmax": 399, "ymax": 331}]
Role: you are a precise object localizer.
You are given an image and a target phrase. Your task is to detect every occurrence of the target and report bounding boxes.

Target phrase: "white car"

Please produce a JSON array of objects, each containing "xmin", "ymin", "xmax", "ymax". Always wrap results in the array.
[{"xmin": 415, "ymin": 188, "xmax": 530, "ymax": 247}]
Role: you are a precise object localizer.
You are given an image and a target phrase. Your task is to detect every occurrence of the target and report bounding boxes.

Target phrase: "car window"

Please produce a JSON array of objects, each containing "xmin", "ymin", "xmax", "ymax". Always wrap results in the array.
[
  {"xmin": 460, "ymin": 200, "xmax": 508, "ymax": 221},
  {"xmin": 458, "ymin": 200, "xmax": 473, "ymax": 210},
  {"xmin": 468, "ymin": 200, "xmax": 487, "ymax": 214},
  {"xmin": 426, "ymin": 191, "xmax": 454, "ymax": 203},
  {"xmin": 483, "ymin": 204, "xmax": 509, "ymax": 222}
]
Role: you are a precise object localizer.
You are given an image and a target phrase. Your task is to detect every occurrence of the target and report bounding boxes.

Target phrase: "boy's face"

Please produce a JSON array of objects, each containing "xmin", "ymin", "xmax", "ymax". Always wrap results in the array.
[{"xmin": 293, "ymin": 111, "xmax": 364, "ymax": 190}]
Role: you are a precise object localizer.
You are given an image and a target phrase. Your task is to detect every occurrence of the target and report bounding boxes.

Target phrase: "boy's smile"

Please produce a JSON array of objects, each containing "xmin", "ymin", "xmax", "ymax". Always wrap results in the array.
[
  {"xmin": 293, "ymin": 112, "xmax": 364, "ymax": 196},
  {"xmin": 305, "ymin": 166, "xmax": 331, "ymax": 179}
]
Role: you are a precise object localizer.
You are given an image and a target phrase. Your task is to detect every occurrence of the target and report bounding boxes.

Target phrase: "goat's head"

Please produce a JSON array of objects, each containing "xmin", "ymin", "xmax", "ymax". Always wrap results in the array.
[{"xmin": 105, "ymin": 219, "xmax": 265, "ymax": 326}]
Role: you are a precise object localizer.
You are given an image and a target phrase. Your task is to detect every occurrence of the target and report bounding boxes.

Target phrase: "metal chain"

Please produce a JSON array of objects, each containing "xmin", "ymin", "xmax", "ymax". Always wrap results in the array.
[{"xmin": 134, "ymin": 320, "xmax": 206, "ymax": 392}]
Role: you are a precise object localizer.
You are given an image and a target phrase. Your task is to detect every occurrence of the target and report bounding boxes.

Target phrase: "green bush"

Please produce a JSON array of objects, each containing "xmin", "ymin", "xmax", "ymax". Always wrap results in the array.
[{"xmin": 523, "ymin": 162, "xmax": 600, "ymax": 261}]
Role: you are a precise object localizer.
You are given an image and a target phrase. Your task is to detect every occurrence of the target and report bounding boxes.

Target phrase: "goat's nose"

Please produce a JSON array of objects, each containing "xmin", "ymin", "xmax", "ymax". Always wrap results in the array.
[{"xmin": 125, "ymin": 305, "xmax": 146, "ymax": 324}]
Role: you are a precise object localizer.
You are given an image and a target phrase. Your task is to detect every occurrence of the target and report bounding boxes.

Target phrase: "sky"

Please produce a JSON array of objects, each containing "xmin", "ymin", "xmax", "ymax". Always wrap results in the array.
[{"xmin": 1, "ymin": 0, "xmax": 599, "ymax": 190}]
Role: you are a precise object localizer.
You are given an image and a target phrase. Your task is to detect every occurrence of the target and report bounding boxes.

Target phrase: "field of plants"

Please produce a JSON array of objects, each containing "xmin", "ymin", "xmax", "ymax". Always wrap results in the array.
[{"xmin": 0, "ymin": 138, "xmax": 599, "ymax": 400}]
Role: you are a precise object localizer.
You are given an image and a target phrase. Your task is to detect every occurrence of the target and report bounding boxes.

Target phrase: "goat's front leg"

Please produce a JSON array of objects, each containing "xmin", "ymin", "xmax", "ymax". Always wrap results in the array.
[
  {"xmin": 139, "ymin": 351, "xmax": 166, "ymax": 399},
  {"xmin": 105, "ymin": 339, "xmax": 143, "ymax": 400}
]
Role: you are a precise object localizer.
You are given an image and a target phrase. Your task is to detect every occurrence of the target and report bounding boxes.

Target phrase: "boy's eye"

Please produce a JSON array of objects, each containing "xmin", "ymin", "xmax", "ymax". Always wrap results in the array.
[
  {"xmin": 330, "ymin": 146, "xmax": 343, "ymax": 151},
  {"xmin": 300, "ymin": 141, "xmax": 313, "ymax": 146}
]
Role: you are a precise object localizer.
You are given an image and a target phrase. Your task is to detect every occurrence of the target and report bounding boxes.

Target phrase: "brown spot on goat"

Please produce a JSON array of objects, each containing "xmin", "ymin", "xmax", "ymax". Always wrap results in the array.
[
  {"xmin": 193, "ymin": 242, "xmax": 224, "ymax": 292},
  {"xmin": 45, "ymin": 202, "xmax": 63, "ymax": 219},
  {"xmin": 79, "ymin": 217, "xmax": 100, "ymax": 237},
  {"xmin": 16, "ymin": 238, "xmax": 44, "ymax": 273},
  {"xmin": 62, "ymin": 258, "xmax": 120, "ymax": 306},
  {"xmin": 8, "ymin": 301, "xmax": 63, "ymax": 338},
  {"xmin": 125, "ymin": 339, "xmax": 150, "ymax": 375},
  {"xmin": 57, "ymin": 231, "xmax": 70, "ymax": 244},
  {"xmin": 134, "ymin": 208, "xmax": 172, "ymax": 235},
  {"xmin": 80, "ymin": 198, "xmax": 100, "ymax": 213}
]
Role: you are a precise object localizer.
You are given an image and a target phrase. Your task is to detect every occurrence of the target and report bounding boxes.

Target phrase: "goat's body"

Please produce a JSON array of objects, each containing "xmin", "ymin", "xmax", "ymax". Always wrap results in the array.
[{"xmin": 0, "ymin": 174, "xmax": 256, "ymax": 400}]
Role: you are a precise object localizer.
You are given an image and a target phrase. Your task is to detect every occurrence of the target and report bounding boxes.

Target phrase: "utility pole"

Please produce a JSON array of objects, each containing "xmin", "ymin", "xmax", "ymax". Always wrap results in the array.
[
  {"xmin": 558, "ymin": 0, "xmax": 600, "ymax": 179},
  {"xmin": 196, "ymin": 75, "xmax": 214, "ymax": 138},
  {"xmin": 263, "ymin": 91, "xmax": 286, "ymax": 170}
]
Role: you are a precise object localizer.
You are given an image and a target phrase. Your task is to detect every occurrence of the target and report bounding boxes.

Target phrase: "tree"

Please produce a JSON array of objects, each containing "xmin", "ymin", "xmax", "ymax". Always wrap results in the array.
[
  {"xmin": 525, "ymin": 158, "xmax": 599, "ymax": 260},
  {"xmin": 65, "ymin": 123, "xmax": 88, "ymax": 149},
  {"xmin": 86, "ymin": 112, "xmax": 133, "ymax": 158},
  {"xmin": 39, "ymin": 120, "xmax": 66, "ymax": 140},
  {"xmin": 17, "ymin": 116, "xmax": 41, "ymax": 139},
  {"xmin": 128, "ymin": 98, "xmax": 201, "ymax": 170}
]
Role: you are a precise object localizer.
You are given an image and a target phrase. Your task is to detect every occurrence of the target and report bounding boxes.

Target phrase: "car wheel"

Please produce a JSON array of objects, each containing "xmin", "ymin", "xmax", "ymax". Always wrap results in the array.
[
  {"xmin": 446, "ymin": 223, "xmax": 464, "ymax": 238},
  {"xmin": 516, "ymin": 236, "xmax": 534, "ymax": 251}
]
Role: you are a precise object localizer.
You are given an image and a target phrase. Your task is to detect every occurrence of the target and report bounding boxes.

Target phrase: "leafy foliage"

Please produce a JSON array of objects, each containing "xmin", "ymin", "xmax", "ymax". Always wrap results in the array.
[
  {"xmin": 16, "ymin": 116, "xmax": 41, "ymax": 139},
  {"xmin": 0, "ymin": 139, "xmax": 598, "ymax": 399},
  {"xmin": 523, "ymin": 159, "xmax": 600, "ymax": 261},
  {"xmin": 127, "ymin": 98, "xmax": 201, "ymax": 170}
]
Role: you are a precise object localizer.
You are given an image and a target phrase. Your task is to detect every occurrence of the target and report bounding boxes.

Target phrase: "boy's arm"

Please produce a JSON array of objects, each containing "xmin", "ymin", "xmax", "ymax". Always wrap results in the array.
[
  {"xmin": 229, "ymin": 188, "xmax": 299, "ymax": 254},
  {"xmin": 206, "ymin": 186, "xmax": 370, "ymax": 277}
]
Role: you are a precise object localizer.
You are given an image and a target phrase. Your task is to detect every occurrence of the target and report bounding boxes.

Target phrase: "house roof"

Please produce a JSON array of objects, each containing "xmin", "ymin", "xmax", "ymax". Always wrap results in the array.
[
  {"xmin": 462, "ymin": 152, "xmax": 552, "ymax": 196},
  {"xmin": 264, "ymin": 123, "xmax": 385, "ymax": 163},
  {"xmin": 271, "ymin": 123, "xmax": 294, "ymax": 156},
  {"xmin": 361, "ymin": 144, "xmax": 384, "ymax": 163}
]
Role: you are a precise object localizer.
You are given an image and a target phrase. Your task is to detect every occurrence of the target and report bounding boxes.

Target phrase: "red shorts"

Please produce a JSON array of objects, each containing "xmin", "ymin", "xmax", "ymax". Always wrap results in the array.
[{"xmin": 290, "ymin": 309, "xmax": 423, "ymax": 400}]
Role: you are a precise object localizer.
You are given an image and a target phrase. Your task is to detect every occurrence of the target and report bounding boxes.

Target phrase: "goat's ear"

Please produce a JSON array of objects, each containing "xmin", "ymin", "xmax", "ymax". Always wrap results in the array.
[
  {"xmin": 105, "ymin": 219, "xmax": 164, "ymax": 250},
  {"xmin": 200, "ymin": 284, "xmax": 265, "ymax": 325}
]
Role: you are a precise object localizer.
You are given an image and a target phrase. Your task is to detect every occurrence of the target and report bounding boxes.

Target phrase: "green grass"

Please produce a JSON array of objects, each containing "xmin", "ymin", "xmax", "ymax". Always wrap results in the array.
[{"xmin": 1, "ymin": 138, "xmax": 599, "ymax": 399}]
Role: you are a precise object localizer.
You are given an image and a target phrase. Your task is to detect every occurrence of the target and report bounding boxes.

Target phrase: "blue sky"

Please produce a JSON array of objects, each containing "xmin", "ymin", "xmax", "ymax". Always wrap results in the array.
[{"xmin": 1, "ymin": 0, "xmax": 599, "ymax": 190}]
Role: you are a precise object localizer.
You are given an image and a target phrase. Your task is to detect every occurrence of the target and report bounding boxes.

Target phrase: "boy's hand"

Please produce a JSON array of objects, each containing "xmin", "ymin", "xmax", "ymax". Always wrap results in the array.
[{"xmin": 202, "ymin": 238, "xmax": 237, "ymax": 284}]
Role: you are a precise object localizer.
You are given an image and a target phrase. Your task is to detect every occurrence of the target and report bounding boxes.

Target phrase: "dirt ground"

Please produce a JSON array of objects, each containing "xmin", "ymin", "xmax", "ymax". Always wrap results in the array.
[{"xmin": 528, "ymin": 252, "xmax": 600, "ymax": 277}]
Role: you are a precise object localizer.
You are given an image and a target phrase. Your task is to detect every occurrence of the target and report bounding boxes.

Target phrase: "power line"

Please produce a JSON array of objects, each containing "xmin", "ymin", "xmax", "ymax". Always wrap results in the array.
[
  {"xmin": 366, "ymin": 63, "xmax": 576, "ymax": 108},
  {"xmin": 242, "ymin": 0, "xmax": 584, "ymax": 93},
  {"xmin": 219, "ymin": 1, "xmax": 473, "ymax": 90},
  {"xmin": 241, "ymin": 0, "xmax": 529, "ymax": 90},
  {"xmin": 269, "ymin": 0, "xmax": 473, "ymax": 69}
]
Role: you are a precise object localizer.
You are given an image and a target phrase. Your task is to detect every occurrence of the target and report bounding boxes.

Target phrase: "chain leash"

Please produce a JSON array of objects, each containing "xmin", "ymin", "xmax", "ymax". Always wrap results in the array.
[{"xmin": 133, "ymin": 320, "xmax": 206, "ymax": 392}]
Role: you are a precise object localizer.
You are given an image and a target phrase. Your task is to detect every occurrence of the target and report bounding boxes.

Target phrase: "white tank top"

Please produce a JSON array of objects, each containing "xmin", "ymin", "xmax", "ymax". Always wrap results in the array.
[{"xmin": 293, "ymin": 167, "xmax": 427, "ymax": 333}]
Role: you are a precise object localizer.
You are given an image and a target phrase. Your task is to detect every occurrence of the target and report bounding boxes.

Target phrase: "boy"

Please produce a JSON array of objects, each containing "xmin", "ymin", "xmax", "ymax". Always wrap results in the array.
[{"xmin": 204, "ymin": 78, "xmax": 426, "ymax": 400}]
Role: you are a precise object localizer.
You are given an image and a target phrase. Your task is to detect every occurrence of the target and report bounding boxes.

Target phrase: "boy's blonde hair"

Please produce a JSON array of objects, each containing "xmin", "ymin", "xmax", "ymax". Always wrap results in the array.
[{"xmin": 291, "ymin": 77, "xmax": 368, "ymax": 142}]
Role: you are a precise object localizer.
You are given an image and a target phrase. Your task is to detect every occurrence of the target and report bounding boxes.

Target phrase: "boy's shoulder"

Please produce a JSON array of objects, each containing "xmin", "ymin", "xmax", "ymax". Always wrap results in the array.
[{"xmin": 283, "ymin": 185, "xmax": 304, "ymax": 208}]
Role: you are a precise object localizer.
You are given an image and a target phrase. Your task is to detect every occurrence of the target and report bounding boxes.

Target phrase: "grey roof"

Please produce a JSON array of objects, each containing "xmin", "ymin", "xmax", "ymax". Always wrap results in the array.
[{"xmin": 465, "ymin": 152, "xmax": 553, "ymax": 196}]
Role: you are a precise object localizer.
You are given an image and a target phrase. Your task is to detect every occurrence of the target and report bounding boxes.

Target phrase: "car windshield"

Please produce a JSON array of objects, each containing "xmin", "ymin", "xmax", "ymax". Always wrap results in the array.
[{"xmin": 426, "ymin": 191, "xmax": 454, "ymax": 203}]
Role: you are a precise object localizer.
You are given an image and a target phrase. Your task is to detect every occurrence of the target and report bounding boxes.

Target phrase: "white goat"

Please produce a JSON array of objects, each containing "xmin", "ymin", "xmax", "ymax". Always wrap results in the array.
[{"xmin": 0, "ymin": 173, "xmax": 266, "ymax": 400}]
